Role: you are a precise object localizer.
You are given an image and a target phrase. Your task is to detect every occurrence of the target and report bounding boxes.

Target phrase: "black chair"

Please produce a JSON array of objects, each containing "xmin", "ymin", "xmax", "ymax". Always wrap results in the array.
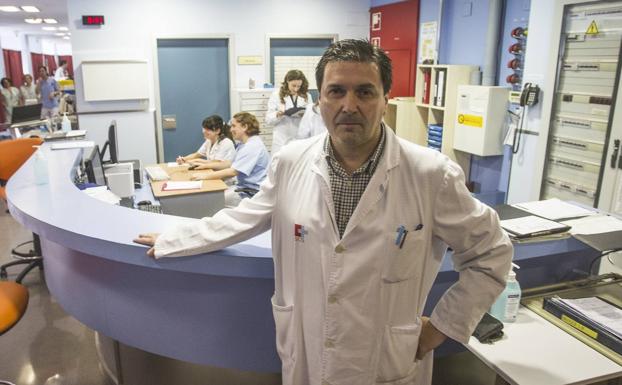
[{"xmin": 0, "ymin": 234, "xmax": 43, "ymax": 283}]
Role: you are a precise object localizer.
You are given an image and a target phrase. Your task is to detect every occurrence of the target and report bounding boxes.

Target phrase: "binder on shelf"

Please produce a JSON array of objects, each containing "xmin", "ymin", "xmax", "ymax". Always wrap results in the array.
[
  {"xmin": 433, "ymin": 70, "xmax": 439, "ymax": 106},
  {"xmin": 423, "ymin": 69, "xmax": 431, "ymax": 104},
  {"xmin": 542, "ymin": 296, "xmax": 622, "ymax": 356},
  {"xmin": 436, "ymin": 69, "xmax": 446, "ymax": 107}
]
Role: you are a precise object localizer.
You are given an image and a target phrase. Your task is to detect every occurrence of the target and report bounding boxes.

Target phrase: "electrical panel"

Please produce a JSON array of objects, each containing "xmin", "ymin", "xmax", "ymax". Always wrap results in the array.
[
  {"xmin": 541, "ymin": 2, "xmax": 622, "ymax": 207},
  {"xmin": 454, "ymin": 85, "xmax": 510, "ymax": 156}
]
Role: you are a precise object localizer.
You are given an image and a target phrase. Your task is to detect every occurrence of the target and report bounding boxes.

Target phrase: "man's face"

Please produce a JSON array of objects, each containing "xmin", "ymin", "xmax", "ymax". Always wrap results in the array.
[
  {"xmin": 319, "ymin": 61, "xmax": 387, "ymax": 149},
  {"xmin": 287, "ymin": 79, "xmax": 302, "ymax": 95}
]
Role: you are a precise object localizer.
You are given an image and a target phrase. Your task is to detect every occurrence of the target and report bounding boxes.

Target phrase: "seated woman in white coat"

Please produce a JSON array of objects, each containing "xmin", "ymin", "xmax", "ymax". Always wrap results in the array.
[
  {"xmin": 265, "ymin": 69, "xmax": 313, "ymax": 154},
  {"xmin": 191, "ymin": 112, "xmax": 270, "ymax": 208},
  {"xmin": 176, "ymin": 115, "xmax": 236, "ymax": 167},
  {"xmin": 297, "ymin": 101, "xmax": 327, "ymax": 139}
]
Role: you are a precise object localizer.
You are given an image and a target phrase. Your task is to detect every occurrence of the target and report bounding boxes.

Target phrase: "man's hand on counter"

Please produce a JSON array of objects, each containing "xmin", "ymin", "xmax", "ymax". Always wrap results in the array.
[{"xmin": 133, "ymin": 233, "xmax": 160, "ymax": 257}]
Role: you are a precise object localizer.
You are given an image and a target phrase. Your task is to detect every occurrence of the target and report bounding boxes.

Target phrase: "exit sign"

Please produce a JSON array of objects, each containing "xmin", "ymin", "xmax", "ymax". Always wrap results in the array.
[{"xmin": 82, "ymin": 15, "xmax": 105, "ymax": 25}]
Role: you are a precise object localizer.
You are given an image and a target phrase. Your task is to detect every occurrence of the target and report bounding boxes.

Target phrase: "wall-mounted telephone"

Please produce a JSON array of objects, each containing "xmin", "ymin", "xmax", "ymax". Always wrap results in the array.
[{"xmin": 519, "ymin": 82, "xmax": 540, "ymax": 106}]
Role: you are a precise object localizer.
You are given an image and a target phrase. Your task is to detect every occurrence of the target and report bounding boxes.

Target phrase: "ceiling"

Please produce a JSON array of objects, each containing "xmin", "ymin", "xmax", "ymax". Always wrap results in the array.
[{"xmin": 0, "ymin": 0, "xmax": 69, "ymax": 36}]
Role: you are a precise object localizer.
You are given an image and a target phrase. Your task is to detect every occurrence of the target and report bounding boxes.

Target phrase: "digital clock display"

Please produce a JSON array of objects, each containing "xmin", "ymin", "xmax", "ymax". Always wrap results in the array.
[{"xmin": 82, "ymin": 15, "xmax": 105, "ymax": 25}]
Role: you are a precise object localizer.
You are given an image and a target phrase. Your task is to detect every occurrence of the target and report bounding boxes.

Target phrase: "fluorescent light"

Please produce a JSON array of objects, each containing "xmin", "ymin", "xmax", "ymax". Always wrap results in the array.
[
  {"xmin": 0, "ymin": 6, "xmax": 20, "ymax": 12},
  {"xmin": 58, "ymin": 26, "xmax": 68, "ymax": 31},
  {"xmin": 62, "ymin": 36, "xmax": 70, "ymax": 40},
  {"xmin": 21, "ymin": 6, "xmax": 40, "ymax": 12},
  {"xmin": 43, "ymin": 18, "xmax": 58, "ymax": 24},
  {"xmin": 54, "ymin": 33, "xmax": 65, "ymax": 36},
  {"xmin": 42, "ymin": 26, "xmax": 57, "ymax": 31},
  {"xmin": 25, "ymin": 18, "xmax": 43, "ymax": 24}
]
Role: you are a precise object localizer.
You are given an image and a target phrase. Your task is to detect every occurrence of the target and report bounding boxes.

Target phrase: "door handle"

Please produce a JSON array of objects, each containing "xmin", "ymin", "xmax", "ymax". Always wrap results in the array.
[{"xmin": 611, "ymin": 139, "xmax": 620, "ymax": 169}]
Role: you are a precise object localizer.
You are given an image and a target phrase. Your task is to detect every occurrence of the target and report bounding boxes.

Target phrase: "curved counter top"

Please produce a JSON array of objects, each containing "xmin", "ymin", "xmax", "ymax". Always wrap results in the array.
[{"xmin": 7, "ymin": 144, "xmax": 279, "ymax": 372}]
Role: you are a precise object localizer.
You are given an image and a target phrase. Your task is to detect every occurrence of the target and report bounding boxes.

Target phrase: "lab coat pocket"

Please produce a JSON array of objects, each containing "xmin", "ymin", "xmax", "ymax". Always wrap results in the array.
[
  {"xmin": 271, "ymin": 296, "xmax": 296, "ymax": 367},
  {"xmin": 376, "ymin": 320, "xmax": 422, "ymax": 383},
  {"xmin": 383, "ymin": 230, "xmax": 426, "ymax": 283}
]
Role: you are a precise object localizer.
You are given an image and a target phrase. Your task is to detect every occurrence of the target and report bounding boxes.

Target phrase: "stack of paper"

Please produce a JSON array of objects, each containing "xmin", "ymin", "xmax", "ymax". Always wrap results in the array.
[
  {"xmin": 500, "ymin": 215, "xmax": 570, "ymax": 239},
  {"xmin": 162, "ymin": 181, "xmax": 202, "ymax": 191},
  {"xmin": 512, "ymin": 198, "xmax": 596, "ymax": 220},
  {"xmin": 83, "ymin": 186, "xmax": 120, "ymax": 205}
]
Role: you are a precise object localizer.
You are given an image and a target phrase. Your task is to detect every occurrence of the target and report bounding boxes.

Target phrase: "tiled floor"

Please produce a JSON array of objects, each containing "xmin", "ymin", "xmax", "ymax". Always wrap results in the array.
[{"xmin": 0, "ymin": 196, "xmax": 519, "ymax": 385}]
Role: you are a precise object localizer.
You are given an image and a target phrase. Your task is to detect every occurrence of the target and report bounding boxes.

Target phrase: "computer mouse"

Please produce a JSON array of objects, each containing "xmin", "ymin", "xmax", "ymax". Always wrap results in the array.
[{"xmin": 137, "ymin": 200, "xmax": 152, "ymax": 206}]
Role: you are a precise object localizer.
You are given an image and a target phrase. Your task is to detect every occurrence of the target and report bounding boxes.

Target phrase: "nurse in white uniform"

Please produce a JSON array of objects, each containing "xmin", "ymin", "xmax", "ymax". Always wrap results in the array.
[
  {"xmin": 176, "ymin": 115, "xmax": 236, "ymax": 166},
  {"xmin": 266, "ymin": 69, "xmax": 313, "ymax": 154}
]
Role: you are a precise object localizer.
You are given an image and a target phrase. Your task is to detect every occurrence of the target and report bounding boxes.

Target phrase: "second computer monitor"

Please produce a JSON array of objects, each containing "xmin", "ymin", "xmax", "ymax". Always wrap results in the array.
[
  {"xmin": 101, "ymin": 120, "xmax": 119, "ymax": 164},
  {"xmin": 85, "ymin": 145, "xmax": 107, "ymax": 186}
]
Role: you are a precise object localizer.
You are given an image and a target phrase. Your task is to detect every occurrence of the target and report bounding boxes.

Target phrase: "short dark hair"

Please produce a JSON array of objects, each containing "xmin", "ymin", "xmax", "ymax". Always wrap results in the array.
[
  {"xmin": 315, "ymin": 39, "xmax": 392, "ymax": 95},
  {"xmin": 202, "ymin": 114, "xmax": 233, "ymax": 142},
  {"xmin": 233, "ymin": 112, "xmax": 260, "ymax": 136},
  {"xmin": 38, "ymin": 66, "xmax": 48, "ymax": 74}
]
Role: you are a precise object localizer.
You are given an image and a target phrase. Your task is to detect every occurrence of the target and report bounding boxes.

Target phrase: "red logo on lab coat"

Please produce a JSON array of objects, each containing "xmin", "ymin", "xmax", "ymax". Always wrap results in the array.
[{"xmin": 294, "ymin": 224, "xmax": 307, "ymax": 242}]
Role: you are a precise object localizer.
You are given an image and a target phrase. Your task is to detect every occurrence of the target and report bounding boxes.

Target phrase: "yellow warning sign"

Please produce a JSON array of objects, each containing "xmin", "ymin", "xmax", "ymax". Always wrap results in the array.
[
  {"xmin": 457, "ymin": 114, "xmax": 483, "ymax": 128},
  {"xmin": 586, "ymin": 20, "xmax": 599, "ymax": 35}
]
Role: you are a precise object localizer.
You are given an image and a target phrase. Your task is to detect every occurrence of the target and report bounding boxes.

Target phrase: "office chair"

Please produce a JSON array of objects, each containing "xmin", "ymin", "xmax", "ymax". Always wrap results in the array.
[
  {"xmin": 0, "ymin": 137, "xmax": 44, "ymax": 283},
  {"xmin": 0, "ymin": 280, "xmax": 29, "ymax": 385}
]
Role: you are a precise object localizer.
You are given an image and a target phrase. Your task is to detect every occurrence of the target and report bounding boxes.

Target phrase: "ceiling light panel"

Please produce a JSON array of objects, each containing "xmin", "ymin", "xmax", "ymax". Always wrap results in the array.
[
  {"xmin": 43, "ymin": 18, "xmax": 58, "ymax": 24},
  {"xmin": 21, "ymin": 6, "xmax": 40, "ymax": 12},
  {"xmin": 58, "ymin": 26, "xmax": 68, "ymax": 31},
  {"xmin": 42, "ymin": 26, "xmax": 57, "ymax": 31},
  {"xmin": 25, "ymin": 18, "xmax": 43, "ymax": 24},
  {"xmin": 0, "ymin": 6, "xmax": 20, "ymax": 12}
]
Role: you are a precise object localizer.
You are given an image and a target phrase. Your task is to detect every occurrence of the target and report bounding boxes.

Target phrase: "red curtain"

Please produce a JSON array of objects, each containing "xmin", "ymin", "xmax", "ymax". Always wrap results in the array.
[
  {"xmin": 2, "ymin": 49, "xmax": 24, "ymax": 86},
  {"xmin": 58, "ymin": 55, "xmax": 73, "ymax": 78},
  {"xmin": 31, "ymin": 53, "xmax": 44, "ymax": 77},
  {"xmin": 44, "ymin": 55, "xmax": 57, "ymax": 74}
]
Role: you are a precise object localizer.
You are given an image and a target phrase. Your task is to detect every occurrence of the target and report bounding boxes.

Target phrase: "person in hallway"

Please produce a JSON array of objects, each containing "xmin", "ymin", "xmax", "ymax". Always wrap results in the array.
[
  {"xmin": 19, "ymin": 74, "xmax": 39, "ymax": 105},
  {"xmin": 266, "ymin": 69, "xmax": 312, "ymax": 154},
  {"xmin": 188, "ymin": 112, "xmax": 269, "ymax": 207},
  {"xmin": 36, "ymin": 66, "xmax": 61, "ymax": 120},
  {"xmin": 297, "ymin": 100, "xmax": 327, "ymax": 139},
  {"xmin": 54, "ymin": 60, "xmax": 69, "ymax": 81},
  {"xmin": 135, "ymin": 39, "xmax": 513, "ymax": 385},
  {"xmin": 1, "ymin": 77, "xmax": 21, "ymax": 124}
]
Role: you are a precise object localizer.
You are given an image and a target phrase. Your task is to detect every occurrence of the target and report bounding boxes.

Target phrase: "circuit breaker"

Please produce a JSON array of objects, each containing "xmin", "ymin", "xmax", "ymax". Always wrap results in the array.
[{"xmin": 453, "ymin": 85, "xmax": 510, "ymax": 156}]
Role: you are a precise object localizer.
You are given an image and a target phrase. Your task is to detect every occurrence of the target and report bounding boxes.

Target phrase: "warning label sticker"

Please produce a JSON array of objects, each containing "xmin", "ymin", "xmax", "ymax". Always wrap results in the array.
[
  {"xmin": 586, "ymin": 20, "xmax": 599, "ymax": 35},
  {"xmin": 457, "ymin": 114, "xmax": 483, "ymax": 128}
]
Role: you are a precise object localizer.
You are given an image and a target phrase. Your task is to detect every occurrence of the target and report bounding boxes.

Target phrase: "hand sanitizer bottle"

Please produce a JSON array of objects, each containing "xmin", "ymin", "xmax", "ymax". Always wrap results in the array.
[
  {"xmin": 61, "ymin": 113, "xmax": 71, "ymax": 132},
  {"xmin": 489, "ymin": 263, "xmax": 521, "ymax": 323},
  {"xmin": 33, "ymin": 146, "xmax": 49, "ymax": 185}
]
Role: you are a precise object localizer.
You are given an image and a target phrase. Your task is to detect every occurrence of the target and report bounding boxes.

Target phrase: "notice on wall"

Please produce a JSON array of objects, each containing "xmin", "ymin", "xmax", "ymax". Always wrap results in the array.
[
  {"xmin": 274, "ymin": 56, "xmax": 321, "ymax": 90},
  {"xmin": 420, "ymin": 21, "xmax": 437, "ymax": 63}
]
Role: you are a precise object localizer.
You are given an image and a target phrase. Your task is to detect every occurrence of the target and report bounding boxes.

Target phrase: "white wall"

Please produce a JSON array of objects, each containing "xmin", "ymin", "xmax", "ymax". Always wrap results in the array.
[{"xmin": 67, "ymin": 0, "xmax": 370, "ymax": 163}]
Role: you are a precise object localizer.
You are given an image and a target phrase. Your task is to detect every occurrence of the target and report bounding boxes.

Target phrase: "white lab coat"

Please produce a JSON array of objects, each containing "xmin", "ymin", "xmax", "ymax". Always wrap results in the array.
[
  {"xmin": 265, "ymin": 90, "xmax": 312, "ymax": 154},
  {"xmin": 297, "ymin": 103, "xmax": 327, "ymax": 139},
  {"xmin": 154, "ymin": 127, "xmax": 513, "ymax": 385}
]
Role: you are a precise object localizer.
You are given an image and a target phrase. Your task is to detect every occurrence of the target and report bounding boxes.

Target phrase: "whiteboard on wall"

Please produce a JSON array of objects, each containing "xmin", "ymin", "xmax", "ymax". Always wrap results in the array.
[{"xmin": 81, "ymin": 61, "xmax": 149, "ymax": 101}]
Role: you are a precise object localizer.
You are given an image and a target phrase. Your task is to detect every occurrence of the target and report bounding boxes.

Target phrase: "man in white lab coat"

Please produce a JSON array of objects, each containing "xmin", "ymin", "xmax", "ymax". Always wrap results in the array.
[{"xmin": 135, "ymin": 39, "xmax": 513, "ymax": 385}]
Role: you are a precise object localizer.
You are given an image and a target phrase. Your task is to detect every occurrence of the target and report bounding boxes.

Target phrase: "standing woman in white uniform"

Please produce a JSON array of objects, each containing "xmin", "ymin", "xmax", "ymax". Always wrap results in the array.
[
  {"xmin": 176, "ymin": 115, "xmax": 236, "ymax": 166},
  {"xmin": 266, "ymin": 69, "xmax": 313, "ymax": 154}
]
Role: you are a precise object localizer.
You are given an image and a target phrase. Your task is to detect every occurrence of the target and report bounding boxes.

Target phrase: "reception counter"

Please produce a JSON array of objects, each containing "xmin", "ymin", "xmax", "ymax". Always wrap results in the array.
[{"xmin": 6, "ymin": 143, "xmax": 600, "ymax": 378}]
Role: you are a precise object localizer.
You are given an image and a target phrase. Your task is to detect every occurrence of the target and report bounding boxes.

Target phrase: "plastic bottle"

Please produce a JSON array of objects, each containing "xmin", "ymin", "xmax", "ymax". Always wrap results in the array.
[
  {"xmin": 489, "ymin": 263, "xmax": 521, "ymax": 323},
  {"xmin": 61, "ymin": 113, "xmax": 71, "ymax": 132},
  {"xmin": 33, "ymin": 146, "xmax": 49, "ymax": 185}
]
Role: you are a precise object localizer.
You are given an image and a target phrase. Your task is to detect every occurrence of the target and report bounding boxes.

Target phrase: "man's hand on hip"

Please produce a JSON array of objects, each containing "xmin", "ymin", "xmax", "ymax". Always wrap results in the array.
[{"xmin": 416, "ymin": 316, "xmax": 447, "ymax": 360}]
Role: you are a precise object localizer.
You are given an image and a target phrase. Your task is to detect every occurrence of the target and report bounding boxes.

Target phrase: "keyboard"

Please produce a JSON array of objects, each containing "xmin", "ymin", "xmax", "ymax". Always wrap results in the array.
[
  {"xmin": 145, "ymin": 166, "xmax": 170, "ymax": 181},
  {"xmin": 137, "ymin": 204, "xmax": 163, "ymax": 214}
]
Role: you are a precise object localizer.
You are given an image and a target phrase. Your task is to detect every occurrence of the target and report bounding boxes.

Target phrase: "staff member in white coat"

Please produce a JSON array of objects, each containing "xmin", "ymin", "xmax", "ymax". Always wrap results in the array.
[
  {"xmin": 176, "ymin": 115, "xmax": 236, "ymax": 166},
  {"xmin": 266, "ymin": 69, "xmax": 312, "ymax": 154},
  {"xmin": 297, "ymin": 101, "xmax": 327, "ymax": 139},
  {"xmin": 135, "ymin": 39, "xmax": 512, "ymax": 385}
]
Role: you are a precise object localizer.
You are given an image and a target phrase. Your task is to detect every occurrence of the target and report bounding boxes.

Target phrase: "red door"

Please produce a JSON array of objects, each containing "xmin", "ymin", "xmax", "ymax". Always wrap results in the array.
[{"xmin": 384, "ymin": 48, "xmax": 411, "ymax": 98}]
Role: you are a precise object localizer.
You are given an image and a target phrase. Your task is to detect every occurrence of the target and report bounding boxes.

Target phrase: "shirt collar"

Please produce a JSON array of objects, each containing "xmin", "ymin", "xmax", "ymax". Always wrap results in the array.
[{"xmin": 323, "ymin": 124, "xmax": 386, "ymax": 176}]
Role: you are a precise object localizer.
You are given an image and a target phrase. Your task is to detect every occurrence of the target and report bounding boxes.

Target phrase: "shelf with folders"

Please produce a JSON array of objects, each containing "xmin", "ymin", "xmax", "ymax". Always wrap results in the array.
[{"xmin": 412, "ymin": 64, "xmax": 480, "ymax": 177}]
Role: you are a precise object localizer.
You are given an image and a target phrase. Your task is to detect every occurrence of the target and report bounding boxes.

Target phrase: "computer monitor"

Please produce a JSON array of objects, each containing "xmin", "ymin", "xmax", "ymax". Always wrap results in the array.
[
  {"xmin": 85, "ymin": 145, "xmax": 107, "ymax": 186},
  {"xmin": 101, "ymin": 120, "xmax": 119, "ymax": 164},
  {"xmin": 11, "ymin": 103, "xmax": 43, "ymax": 125}
]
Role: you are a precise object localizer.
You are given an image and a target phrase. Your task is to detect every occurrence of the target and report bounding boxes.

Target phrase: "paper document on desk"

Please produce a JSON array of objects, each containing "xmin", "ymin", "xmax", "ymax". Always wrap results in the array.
[
  {"xmin": 558, "ymin": 297, "xmax": 622, "ymax": 340},
  {"xmin": 562, "ymin": 215, "xmax": 622, "ymax": 235},
  {"xmin": 51, "ymin": 140, "xmax": 95, "ymax": 150},
  {"xmin": 500, "ymin": 215, "xmax": 569, "ymax": 238},
  {"xmin": 162, "ymin": 181, "xmax": 202, "ymax": 191},
  {"xmin": 65, "ymin": 130, "xmax": 87, "ymax": 137},
  {"xmin": 512, "ymin": 198, "xmax": 596, "ymax": 220}
]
